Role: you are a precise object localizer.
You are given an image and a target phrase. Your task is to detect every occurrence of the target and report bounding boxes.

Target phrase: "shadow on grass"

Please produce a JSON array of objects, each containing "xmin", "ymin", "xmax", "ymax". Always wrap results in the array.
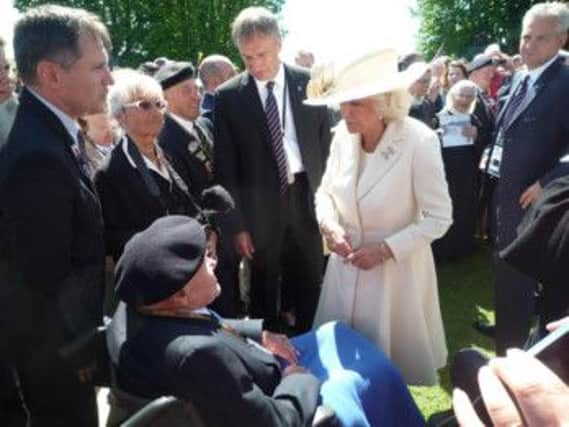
[{"xmin": 411, "ymin": 243, "xmax": 496, "ymax": 418}]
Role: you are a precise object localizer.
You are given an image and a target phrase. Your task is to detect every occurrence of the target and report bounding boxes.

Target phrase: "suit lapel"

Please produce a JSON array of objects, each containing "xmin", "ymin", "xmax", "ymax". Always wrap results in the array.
[
  {"xmin": 239, "ymin": 73, "xmax": 272, "ymax": 144},
  {"xmin": 356, "ymin": 121, "xmax": 404, "ymax": 201},
  {"xmin": 22, "ymin": 89, "xmax": 97, "ymax": 196},
  {"xmin": 496, "ymin": 73, "xmax": 522, "ymax": 127},
  {"xmin": 499, "ymin": 58, "xmax": 563, "ymax": 131},
  {"xmin": 285, "ymin": 65, "xmax": 310, "ymax": 159}
]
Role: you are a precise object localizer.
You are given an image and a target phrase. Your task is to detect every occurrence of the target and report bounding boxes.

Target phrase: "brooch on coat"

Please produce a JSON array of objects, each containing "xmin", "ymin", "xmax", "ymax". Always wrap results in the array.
[{"xmin": 380, "ymin": 146, "xmax": 395, "ymax": 161}]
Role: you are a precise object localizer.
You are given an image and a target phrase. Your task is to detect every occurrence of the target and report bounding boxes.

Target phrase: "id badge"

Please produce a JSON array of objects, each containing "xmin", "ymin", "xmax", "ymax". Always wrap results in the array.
[{"xmin": 488, "ymin": 145, "xmax": 502, "ymax": 178}]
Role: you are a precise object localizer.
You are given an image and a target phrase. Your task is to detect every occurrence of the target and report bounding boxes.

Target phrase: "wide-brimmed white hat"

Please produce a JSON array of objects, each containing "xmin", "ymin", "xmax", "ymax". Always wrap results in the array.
[{"xmin": 305, "ymin": 48, "xmax": 428, "ymax": 106}]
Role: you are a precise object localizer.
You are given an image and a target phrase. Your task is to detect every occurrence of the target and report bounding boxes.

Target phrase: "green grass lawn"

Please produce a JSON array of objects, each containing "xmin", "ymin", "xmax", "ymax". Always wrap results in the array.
[{"xmin": 410, "ymin": 244, "xmax": 496, "ymax": 419}]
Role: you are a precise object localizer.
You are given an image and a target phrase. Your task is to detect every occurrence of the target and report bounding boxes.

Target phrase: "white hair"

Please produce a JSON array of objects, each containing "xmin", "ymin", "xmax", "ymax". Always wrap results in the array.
[
  {"xmin": 107, "ymin": 68, "xmax": 163, "ymax": 118},
  {"xmin": 523, "ymin": 2, "xmax": 569, "ymax": 33},
  {"xmin": 446, "ymin": 79, "xmax": 478, "ymax": 114}
]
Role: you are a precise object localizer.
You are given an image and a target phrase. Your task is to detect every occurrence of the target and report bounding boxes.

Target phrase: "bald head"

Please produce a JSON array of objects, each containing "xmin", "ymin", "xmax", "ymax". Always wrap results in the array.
[{"xmin": 198, "ymin": 54, "xmax": 237, "ymax": 93}]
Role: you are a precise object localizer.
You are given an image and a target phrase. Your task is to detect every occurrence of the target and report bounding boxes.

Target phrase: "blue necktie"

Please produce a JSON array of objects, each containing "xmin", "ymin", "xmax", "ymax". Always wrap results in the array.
[
  {"xmin": 265, "ymin": 81, "xmax": 288, "ymax": 194},
  {"xmin": 500, "ymin": 75, "xmax": 529, "ymax": 130}
]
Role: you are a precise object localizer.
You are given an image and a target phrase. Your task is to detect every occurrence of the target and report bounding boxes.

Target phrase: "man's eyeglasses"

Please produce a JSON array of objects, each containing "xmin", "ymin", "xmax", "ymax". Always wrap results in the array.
[{"xmin": 123, "ymin": 99, "xmax": 167, "ymax": 112}]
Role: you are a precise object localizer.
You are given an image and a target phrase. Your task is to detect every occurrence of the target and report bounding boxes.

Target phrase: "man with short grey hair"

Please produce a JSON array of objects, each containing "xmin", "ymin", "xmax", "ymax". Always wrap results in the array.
[
  {"xmin": 0, "ymin": 5, "xmax": 113, "ymax": 425},
  {"xmin": 215, "ymin": 6, "xmax": 331, "ymax": 332},
  {"xmin": 198, "ymin": 54, "xmax": 237, "ymax": 119},
  {"xmin": 0, "ymin": 37, "xmax": 17, "ymax": 147},
  {"xmin": 484, "ymin": 1, "xmax": 569, "ymax": 354}
]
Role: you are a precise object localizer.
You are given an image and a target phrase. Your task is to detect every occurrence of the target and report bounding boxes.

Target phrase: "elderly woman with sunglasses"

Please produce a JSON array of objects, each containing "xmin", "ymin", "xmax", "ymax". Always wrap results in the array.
[{"xmin": 94, "ymin": 69, "xmax": 219, "ymax": 263}]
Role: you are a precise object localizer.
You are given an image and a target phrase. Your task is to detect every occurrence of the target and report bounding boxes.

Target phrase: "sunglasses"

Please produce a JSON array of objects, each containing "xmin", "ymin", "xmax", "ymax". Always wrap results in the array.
[{"xmin": 123, "ymin": 99, "xmax": 167, "ymax": 112}]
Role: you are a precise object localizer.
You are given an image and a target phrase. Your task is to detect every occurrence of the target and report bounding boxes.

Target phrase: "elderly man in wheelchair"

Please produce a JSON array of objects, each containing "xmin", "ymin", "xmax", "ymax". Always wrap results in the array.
[{"xmin": 104, "ymin": 215, "xmax": 424, "ymax": 426}]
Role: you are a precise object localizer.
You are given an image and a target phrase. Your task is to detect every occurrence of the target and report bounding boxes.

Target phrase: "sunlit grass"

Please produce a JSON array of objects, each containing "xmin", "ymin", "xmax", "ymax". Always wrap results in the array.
[{"xmin": 410, "ymin": 244, "xmax": 496, "ymax": 419}]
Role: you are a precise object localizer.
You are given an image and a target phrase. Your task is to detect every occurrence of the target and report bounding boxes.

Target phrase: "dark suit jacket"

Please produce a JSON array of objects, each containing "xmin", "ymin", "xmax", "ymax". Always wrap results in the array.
[
  {"xmin": 472, "ymin": 89, "xmax": 495, "ymax": 163},
  {"xmin": 0, "ymin": 88, "xmax": 105, "ymax": 363},
  {"xmin": 109, "ymin": 304, "xmax": 320, "ymax": 427},
  {"xmin": 494, "ymin": 57, "xmax": 569, "ymax": 250},
  {"xmin": 94, "ymin": 139, "xmax": 200, "ymax": 262},
  {"xmin": 201, "ymin": 92, "xmax": 215, "ymax": 122},
  {"xmin": 158, "ymin": 114, "xmax": 213, "ymax": 196},
  {"xmin": 214, "ymin": 64, "xmax": 331, "ymax": 247},
  {"xmin": 501, "ymin": 175, "xmax": 569, "ymax": 318}
]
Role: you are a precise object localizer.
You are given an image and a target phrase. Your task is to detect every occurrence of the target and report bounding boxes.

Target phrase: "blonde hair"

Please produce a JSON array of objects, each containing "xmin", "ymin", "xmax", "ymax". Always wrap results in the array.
[{"xmin": 372, "ymin": 89, "xmax": 412, "ymax": 123}]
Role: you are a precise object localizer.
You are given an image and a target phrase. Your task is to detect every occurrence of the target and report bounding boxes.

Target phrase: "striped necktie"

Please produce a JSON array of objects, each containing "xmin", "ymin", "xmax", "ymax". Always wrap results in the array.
[
  {"xmin": 500, "ymin": 75, "xmax": 529, "ymax": 130},
  {"xmin": 74, "ymin": 130, "xmax": 93, "ymax": 180},
  {"xmin": 264, "ymin": 81, "xmax": 288, "ymax": 194}
]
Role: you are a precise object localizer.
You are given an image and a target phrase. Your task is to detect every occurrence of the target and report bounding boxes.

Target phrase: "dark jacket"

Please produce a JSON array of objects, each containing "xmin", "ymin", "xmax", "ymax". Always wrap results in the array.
[
  {"xmin": 0, "ymin": 88, "xmax": 105, "ymax": 363},
  {"xmin": 214, "ymin": 64, "xmax": 331, "ymax": 247},
  {"xmin": 501, "ymin": 175, "xmax": 569, "ymax": 319},
  {"xmin": 158, "ymin": 114, "xmax": 213, "ymax": 197},
  {"xmin": 494, "ymin": 57, "xmax": 569, "ymax": 250},
  {"xmin": 109, "ymin": 304, "xmax": 320, "ymax": 427},
  {"xmin": 94, "ymin": 138, "xmax": 201, "ymax": 261}
]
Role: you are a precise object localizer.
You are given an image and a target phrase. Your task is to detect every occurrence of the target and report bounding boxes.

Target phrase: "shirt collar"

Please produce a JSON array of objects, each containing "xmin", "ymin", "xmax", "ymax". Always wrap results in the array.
[
  {"xmin": 121, "ymin": 137, "xmax": 170, "ymax": 180},
  {"xmin": 253, "ymin": 62, "xmax": 285, "ymax": 91},
  {"xmin": 526, "ymin": 54, "xmax": 559, "ymax": 86},
  {"xmin": 170, "ymin": 113, "xmax": 194, "ymax": 132},
  {"xmin": 27, "ymin": 87, "xmax": 81, "ymax": 144}
]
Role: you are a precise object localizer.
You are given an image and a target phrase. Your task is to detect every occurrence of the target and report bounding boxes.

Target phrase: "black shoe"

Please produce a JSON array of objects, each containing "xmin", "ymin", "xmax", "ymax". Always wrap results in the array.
[
  {"xmin": 472, "ymin": 320, "xmax": 495, "ymax": 338},
  {"xmin": 427, "ymin": 409, "xmax": 457, "ymax": 427}
]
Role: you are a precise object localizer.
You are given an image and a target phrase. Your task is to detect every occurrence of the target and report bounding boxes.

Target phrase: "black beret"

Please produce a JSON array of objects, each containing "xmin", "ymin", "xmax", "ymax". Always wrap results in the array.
[
  {"xmin": 154, "ymin": 60, "xmax": 196, "ymax": 91},
  {"xmin": 467, "ymin": 54, "xmax": 499, "ymax": 74},
  {"xmin": 115, "ymin": 216, "xmax": 206, "ymax": 307}
]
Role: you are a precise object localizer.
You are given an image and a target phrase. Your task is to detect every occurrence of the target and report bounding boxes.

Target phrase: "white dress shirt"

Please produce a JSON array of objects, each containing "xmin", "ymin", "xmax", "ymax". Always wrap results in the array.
[{"xmin": 254, "ymin": 63, "xmax": 304, "ymax": 183}]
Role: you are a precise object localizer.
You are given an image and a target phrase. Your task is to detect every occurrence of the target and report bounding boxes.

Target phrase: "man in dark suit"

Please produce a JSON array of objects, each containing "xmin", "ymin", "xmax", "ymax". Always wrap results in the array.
[
  {"xmin": 155, "ymin": 60, "xmax": 240, "ymax": 316},
  {"xmin": 156, "ymin": 60, "xmax": 214, "ymax": 196},
  {"xmin": 0, "ymin": 5, "xmax": 113, "ymax": 425},
  {"xmin": 488, "ymin": 1, "xmax": 569, "ymax": 355},
  {"xmin": 214, "ymin": 7, "xmax": 331, "ymax": 332}
]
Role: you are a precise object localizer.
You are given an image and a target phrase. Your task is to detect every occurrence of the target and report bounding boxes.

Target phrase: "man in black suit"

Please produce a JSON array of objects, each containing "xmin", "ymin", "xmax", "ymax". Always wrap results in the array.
[
  {"xmin": 214, "ymin": 7, "xmax": 331, "ymax": 332},
  {"xmin": 0, "ymin": 5, "xmax": 113, "ymax": 425},
  {"xmin": 156, "ymin": 60, "xmax": 214, "ymax": 195},
  {"xmin": 488, "ymin": 1, "xmax": 569, "ymax": 355},
  {"xmin": 155, "ymin": 60, "xmax": 240, "ymax": 316}
]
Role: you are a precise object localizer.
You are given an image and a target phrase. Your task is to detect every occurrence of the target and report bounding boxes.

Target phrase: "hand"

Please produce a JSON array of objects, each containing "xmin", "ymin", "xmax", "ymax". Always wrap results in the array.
[
  {"xmin": 461, "ymin": 125, "xmax": 478, "ymax": 140},
  {"xmin": 428, "ymin": 79, "xmax": 440, "ymax": 102},
  {"xmin": 206, "ymin": 231, "xmax": 218, "ymax": 260},
  {"xmin": 77, "ymin": 361, "xmax": 98, "ymax": 384},
  {"xmin": 262, "ymin": 331, "xmax": 299, "ymax": 365},
  {"xmin": 282, "ymin": 364, "xmax": 308, "ymax": 377},
  {"xmin": 234, "ymin": 231, "xmax": 255, "ymax": 259},
  {"xmin": 321, "ymin": 221, "xmax": 352, "ymax": 258},
  {"xmin": 348, "ymin": 242, "xmax": 393, "ymax": 270},
  {"xmin": 453, "ymin": 349, "xmax": 569, "ymax": 426},
  {"xmin": 519, "ymin": 181, "xmax": 542, "ymax": 209},
  {"xmin": 546, "ymin": 316, "xmax": 569, "ymax": 332}
]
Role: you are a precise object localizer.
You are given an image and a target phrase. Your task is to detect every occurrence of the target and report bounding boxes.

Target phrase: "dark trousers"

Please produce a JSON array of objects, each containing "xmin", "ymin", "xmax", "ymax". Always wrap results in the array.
[
  {"xmin": 249, "ymin": 173, "xmax": 323, "ymax": 333},
  {"xmin": 493, "ymin": 254, "xmax": 536, "ymax": 355},
  {"xmin": 15, "ymin": 353, "xmax": 98, "ymax": 427}
]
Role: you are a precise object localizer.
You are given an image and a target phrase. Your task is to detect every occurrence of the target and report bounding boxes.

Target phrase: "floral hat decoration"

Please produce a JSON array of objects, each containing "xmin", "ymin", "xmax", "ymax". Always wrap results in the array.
[{"xmin": 305, "ymin": 48, "xmax": 428, "ymax": 106}]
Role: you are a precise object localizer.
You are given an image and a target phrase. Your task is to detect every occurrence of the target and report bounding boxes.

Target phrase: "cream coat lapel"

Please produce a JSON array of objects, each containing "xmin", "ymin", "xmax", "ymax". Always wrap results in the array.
[{"xmin": 356, "ymin": 121, "xmax": 404, "ymax": 201}]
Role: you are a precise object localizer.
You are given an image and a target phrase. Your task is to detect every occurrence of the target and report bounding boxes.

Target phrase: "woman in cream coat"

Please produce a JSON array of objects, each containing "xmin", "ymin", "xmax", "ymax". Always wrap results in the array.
[{"xmin": 306, "ymin": 50, "xmax": 452, "ymax": 385}]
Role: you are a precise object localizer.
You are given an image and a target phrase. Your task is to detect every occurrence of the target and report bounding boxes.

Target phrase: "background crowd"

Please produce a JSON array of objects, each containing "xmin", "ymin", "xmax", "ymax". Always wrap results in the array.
[{"xmin": 0, "ymin": 1, "xmax": 569, "ymax": 426}]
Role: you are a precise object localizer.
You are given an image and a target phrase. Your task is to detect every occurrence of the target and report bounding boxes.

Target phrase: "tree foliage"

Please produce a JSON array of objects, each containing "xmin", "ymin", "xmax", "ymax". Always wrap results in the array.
[
  {"xmin": 14, "ymin": 0, "xmax": 284, "ymax": 67},
  {"xmin": 415, "ymin": 0, "xmax": 537, "ymax": 60}
]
